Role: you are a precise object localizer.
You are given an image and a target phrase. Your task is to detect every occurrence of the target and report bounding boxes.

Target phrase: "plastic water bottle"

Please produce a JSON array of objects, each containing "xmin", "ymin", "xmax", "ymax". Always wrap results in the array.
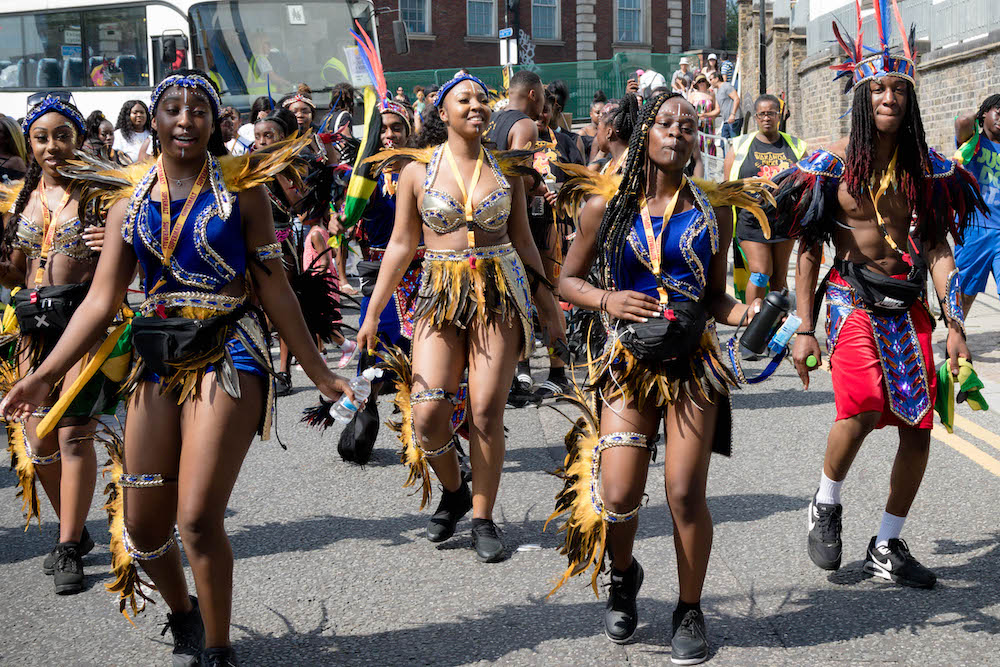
[
  {"xmin": 330, "ymin": 368, "xmax": 382, "ymax": 423},
  {"xmin": 768, "ymin": 313, "xmax": 802, "ymax": 355}
]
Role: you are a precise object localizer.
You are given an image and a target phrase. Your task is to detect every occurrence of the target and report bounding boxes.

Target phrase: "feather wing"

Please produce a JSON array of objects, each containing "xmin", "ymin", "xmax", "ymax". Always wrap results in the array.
[
  {"xmin": 692, "ymin": 177, "xmax": 777, "ymax": 239},
  {"xmin": 0, "ymin": 180, "xmax": 24, "ymax": 215},
  {"xmin": 552, "ymin": 161, "xmax": 622, "ymax": 215},
  {"xmin": 219, "ymin": 133, "xmax": 311, "ymax": 192}
]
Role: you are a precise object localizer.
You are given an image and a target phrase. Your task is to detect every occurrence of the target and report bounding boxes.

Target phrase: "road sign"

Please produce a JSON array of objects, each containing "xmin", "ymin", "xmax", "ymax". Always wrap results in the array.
[
  {"xmin": 498, "ymin": 27, "xmax": 513, "ymax": 39},
  {"xmin": 499, "ymin": 38, "xmax": 518, "ymax": 66}
]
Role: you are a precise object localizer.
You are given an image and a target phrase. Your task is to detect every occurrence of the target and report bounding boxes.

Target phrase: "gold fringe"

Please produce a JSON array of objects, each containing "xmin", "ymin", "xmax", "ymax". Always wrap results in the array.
[
  {"xmin": 378, "ymin": 345, "xmax": 433, "ymax": 510},
  {"xmin": 691, "ymin": 177, "xmax": 777, "ymax": 239},
  {"xmin": 544, "ymin": 385, "xmax": 607, "ymax": 597},
  {"xmin": 95, "ymin": 424, "xmax": 156, "ymax": 625},
  {"xmin": 1, "ymin": 361, "xmax": 40, "ymax": 530}
]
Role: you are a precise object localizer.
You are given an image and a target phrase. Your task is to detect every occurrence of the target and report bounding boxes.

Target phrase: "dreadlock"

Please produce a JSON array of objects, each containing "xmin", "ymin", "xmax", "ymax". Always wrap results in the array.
[
  {"xmin": 115, "ymin": 100, "xmax": 150, "ymax": 143},
  {"xmin": 977, "ymin": 94, "xmax": 1000, "ymax": 126},
  {"xmin": 596, "ymin": 91, "xmax": 684, "ymax": 290},
  {"xmin": 2, "ymin": 159, "xmax": 40, "ymax": 261},
  {"xmin": 844, "ymin": 79, "xmax": 932, "ymax": 240}
]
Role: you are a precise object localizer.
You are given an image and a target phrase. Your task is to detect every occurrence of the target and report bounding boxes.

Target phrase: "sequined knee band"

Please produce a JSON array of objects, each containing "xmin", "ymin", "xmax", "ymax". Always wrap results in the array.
[
  {"xmin": 122, "ymin": 525, "xmax": 175, "ymax": 560},
  {"xmin": 20, "ymin": 423, "xmax": 61, "ymax": 465},
  {"xmin": 119, "ymin": 473, "xmax": 169, "ymax": 488},
  {"xmin": 591, "ymin": 432, "xmax": 650, "ymax": 523},
  {"xmin": 416, "ymin": 438, "xmax": 456, "ymax": 459},
  {"xmin": 410, "ymin": 388, "xmax": 459, "ymax": 405}
]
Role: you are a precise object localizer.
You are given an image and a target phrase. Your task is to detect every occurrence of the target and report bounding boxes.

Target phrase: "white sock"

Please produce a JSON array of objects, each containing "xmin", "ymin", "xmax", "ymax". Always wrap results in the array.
[
  {"xmin": 875, "ymin": 512, "xmax": 906, "ymax": 549},
  {"xmin": 816, "ymin": 472, "xmax": 843, "ymax": 505},
  {"xmin": 341, "ymin": 339, "xmax": 354, "ymax": 351}
]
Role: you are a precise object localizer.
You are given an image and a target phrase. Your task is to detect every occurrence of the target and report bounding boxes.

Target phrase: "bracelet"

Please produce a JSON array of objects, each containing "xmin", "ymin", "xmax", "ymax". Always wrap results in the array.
[
  {"xmin": 599, "ymin": 291, "xmax": 611, "ymax": 312},
  {"xmin": 797, "ymin": 330, "xmax": 816, "ymax": 337}
]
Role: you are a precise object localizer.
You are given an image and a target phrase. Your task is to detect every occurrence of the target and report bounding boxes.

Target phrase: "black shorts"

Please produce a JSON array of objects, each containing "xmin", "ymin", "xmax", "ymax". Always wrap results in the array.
[{"xmin": 736, "ymin": 212, "xmax": 791, "ymax": 245}]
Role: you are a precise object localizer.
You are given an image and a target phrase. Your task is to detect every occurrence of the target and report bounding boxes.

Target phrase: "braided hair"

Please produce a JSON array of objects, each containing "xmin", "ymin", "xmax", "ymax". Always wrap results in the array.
[
  {"xmin": 149, "ymin": 69, "xmax": 227, "ymax": 158},
  {"xmin": 85, "ymin": 110, "xmax": 107, "ymax": 142},
  {"xmin": 844, "ymin": 79, "xmax": 932, "ymax": 242},
  {"xmin": 976, "ymin": 94, "xmax": 1000, "ymax": 126},
  {"xmin": 596, "ymin": 91, "xmax": 685, "ymax": 290},
  {"xmin": 115, "ymin": 100, "xmax": 150, "ymax": 143},
  {"xmin": 1, "ymin": 159, "xmax": 40, "ymax": 260}
]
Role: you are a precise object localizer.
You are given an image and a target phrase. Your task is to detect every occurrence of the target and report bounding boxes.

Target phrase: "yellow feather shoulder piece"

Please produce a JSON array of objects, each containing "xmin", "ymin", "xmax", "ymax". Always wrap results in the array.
[
  {"xmin": 0, "ymin": 180, "xmax": 24, "ymax": 215},
  {"xmin": 553, "ymin": 161, "xmax": 622, "ymax": 216},
  {"xmin": 691, "ymin": 177, "xmax": 777, "ymax": 239},
  {"xmin": 218, "ymin": 132, "xmax": 310, "ymax": 192}
]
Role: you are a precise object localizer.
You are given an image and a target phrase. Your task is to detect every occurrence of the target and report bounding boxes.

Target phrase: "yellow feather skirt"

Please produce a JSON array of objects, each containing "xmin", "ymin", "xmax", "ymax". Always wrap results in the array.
[{"xmin": 414, "ymin": 243, "xmax": 534, "ymax": 353}]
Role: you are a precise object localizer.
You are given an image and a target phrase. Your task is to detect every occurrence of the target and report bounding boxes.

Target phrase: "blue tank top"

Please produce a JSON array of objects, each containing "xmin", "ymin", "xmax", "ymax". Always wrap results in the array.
[
  {"xmin": 968, "ymin": 135, "xmax": 1000, "ymax": 229},
  {"xmin": 122, "ymin": 158, "xmax": 247, "ymax": 294},
  {"xmin": 360, "ymin": 173, "xmax": 398, "ymax": 249},
  {"xmin": 614, "ymin": 206, "xmax": 715, "ymax": 302}
]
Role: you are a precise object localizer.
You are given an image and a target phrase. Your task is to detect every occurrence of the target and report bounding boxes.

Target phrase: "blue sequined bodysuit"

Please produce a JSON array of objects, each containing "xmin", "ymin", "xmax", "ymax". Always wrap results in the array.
[{"xmin": 122, "ymin": 157, "xmax": 264, "ymax": 377}]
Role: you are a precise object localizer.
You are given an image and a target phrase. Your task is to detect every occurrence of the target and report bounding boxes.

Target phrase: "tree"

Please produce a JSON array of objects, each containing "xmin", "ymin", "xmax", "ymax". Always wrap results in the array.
[{"xmin": 725, "ymin": 0, "xmax": 739, "ymax": 52}]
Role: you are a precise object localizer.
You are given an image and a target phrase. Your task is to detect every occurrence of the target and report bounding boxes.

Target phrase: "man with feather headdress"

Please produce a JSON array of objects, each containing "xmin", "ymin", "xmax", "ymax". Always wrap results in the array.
[{"xmin": 777, "ymin": 0, "xmax": 986, "ymax": 588}]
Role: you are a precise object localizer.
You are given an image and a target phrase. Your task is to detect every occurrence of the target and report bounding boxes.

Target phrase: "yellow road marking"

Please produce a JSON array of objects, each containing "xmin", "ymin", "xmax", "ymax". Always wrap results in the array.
[
  {"xmin": 932, "ymin": 425, "xmax": 1000, "ymax": 477},
  {"xmin": 953, "ymin": 413, "xmax": 1000, "ymax": 455}
]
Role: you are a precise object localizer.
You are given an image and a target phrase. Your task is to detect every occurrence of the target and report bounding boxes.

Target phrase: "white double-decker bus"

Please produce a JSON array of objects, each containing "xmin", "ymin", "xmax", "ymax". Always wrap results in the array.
[{"xmin": 0, "ymin": 0, "xmax": 378, "ymax": 119}]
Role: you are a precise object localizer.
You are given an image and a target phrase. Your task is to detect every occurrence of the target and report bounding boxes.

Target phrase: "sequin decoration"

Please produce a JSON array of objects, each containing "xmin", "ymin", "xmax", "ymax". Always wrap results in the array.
[{"xmin": 871, "ymin": 312, "xmax": 931, "ymax": 426}]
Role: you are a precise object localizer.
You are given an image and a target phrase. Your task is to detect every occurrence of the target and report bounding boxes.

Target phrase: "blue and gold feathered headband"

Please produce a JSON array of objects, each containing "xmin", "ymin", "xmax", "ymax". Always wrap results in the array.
[
  {"xmin": 434, "ymin": 74, "xmax": 489, "ymax": 107},
  {"xmin": 22, "ymin": 95, "xmax": 85, "ymax": 136},
  {"xmin": 831, "ymin": 0, "xmax": 916, "ymax": 92},
  {"xmin": 150, "ymin": 73, "xmax": 222, "ymax": 120}
]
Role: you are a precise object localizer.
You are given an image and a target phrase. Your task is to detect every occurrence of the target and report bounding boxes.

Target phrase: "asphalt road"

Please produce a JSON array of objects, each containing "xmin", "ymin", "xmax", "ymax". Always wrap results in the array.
[{"xmin": 2, "ymin": 301, "xmax": 1000, "ymax": 666}]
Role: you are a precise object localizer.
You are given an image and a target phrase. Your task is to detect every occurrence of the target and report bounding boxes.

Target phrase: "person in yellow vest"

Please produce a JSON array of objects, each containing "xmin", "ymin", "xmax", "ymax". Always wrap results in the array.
[{"xmin": 723, "ymin": 94, "xmax": 807, "ymax": 305}]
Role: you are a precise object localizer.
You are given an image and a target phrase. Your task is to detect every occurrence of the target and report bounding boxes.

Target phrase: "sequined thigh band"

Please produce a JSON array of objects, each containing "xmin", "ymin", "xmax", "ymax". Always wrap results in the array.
[
  {"xmin": 121, "ymin": 472, "xmax": 176, "ymax": 559},
  {"xmin": 20, "ymin": 422, "xmax": 61, "ymax": 465},
  {"xmin": 593, "ymin": 432, "xmax": 652, "ymax": 523},
  {"xmin": 410, "ymin": 388, "xmax": 459, "ymax": 458}
]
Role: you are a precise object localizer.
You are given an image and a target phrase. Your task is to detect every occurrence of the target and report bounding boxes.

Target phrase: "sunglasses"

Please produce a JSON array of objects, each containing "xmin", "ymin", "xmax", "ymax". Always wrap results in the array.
[{"xmin": 27, "ymin": 90, "xmax": 74, "ymax": 110}]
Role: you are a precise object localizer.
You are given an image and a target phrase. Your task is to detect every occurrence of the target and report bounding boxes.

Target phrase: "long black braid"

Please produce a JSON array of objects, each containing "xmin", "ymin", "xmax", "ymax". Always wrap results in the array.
[
  {"xmin": 976, "ymin": 94, "xmax": 1000, "ymax": 125},
  {"xmin": 596, "ymin": 91, "xmax": 683, "ymax": 290},
  {"xmin": 844, "ymin": 80, "xmax": 933, "ymax": 241},
  {"xmin": 2, "ymin": 159, "xmax": 41, "ymax": 261}
]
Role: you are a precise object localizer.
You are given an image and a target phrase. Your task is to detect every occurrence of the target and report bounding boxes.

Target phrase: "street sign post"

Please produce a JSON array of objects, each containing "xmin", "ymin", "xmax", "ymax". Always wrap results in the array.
[{"xmin": 499, "ymin": 27, "xmax": 513, "ymax": 39}]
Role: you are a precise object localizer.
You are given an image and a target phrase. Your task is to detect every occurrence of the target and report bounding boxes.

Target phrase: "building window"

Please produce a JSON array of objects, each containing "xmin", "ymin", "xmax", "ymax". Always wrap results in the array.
[
  {"xmin": 690, "ymin": 0, "xmax": 708, "ymax": 47},
  {"xmin": 532, "ymin": 0, "xmax": 559, "ymax": 40},
  {"xmin": 400, "ymin": 0, "xmax": 430, "ymax": 34},
  {"xmin": 467, "ymin": 0, "xmax": 495, "ymax": 37},
  {"xmin": 617, "ymin": 0, "xmax": 642, "ymax": 43}
]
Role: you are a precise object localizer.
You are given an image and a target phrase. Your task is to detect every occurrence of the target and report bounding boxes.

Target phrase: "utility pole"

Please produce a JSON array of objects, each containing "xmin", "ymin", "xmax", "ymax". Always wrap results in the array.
[{"xmin": 759, "ymin": 0, "xmax": 767, "ymax": 94}]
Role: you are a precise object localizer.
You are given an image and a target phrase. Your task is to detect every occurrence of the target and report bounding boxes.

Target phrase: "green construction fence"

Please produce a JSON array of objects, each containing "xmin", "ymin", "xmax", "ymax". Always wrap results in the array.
[{"xmin": 386, "ymin": 53, "xmax": 684, "ymax": 122}]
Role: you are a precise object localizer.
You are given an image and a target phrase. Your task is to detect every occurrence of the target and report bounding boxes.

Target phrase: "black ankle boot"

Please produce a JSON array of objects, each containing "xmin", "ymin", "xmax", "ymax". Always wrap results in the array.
[
  {"xmin": 426, "ymin": 479, "xmax": 473, "ymax": 543},
  {"xmin": 604, "ymin": 559, "xmax": 644, "ymax": 643},
  {"xmin": 162, "ymin": 596, "xmax": 205, "ymax": 667}
]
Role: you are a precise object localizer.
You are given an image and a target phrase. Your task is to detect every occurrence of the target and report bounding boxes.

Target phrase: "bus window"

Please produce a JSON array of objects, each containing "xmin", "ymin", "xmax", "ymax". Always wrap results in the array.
[{"xmin": 0, "ymin": 7, "xmax": 148, "ymax": 89}]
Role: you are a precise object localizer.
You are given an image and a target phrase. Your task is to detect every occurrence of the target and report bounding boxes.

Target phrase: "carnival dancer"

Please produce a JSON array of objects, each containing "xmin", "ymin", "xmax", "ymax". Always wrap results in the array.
[
  {"xmin": 548, "ymin": 91, "xmax": 774, "ymax": 663},
  {"xmin": 724, "ymin": 94, "xmax": 807, "ymax": 307},
  {"xmin": 280, "ymin": 89, "xmax": 317, "ymax": 134},
  {"xmin": 337, "ymin": 99, "xmax": 420, "ymax": 465},
  {"xmin": 0, "ymin": 94, "xmax": 113, "ymax": 596},
  {"xmin": 782, "ymin": 2, "xmax": 984, "ymax": 589},
  {"xmin": 953, "ymin": 94, "xmax": 1000, "ymax": 317},
  {"xmin": 484, "ymin": 70, "xmax": 568, "ymax": 407},
  {"xmin": 1, "ymin": 71, "xmax": 353, "ymax": 666},
  {"xmin": 588, "ymin": 96, "xmax": 638, "ymax": 174},
  {"xmin": 356, "ymin": 73, "xmax": 558, "ymax": 563}
]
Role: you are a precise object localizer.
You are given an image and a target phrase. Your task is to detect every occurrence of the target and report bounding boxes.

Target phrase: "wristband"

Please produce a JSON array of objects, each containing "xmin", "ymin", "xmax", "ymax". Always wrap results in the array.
[
  {"xmin": 797, "ymin": 330, "xmax": 816, "ymax": 337},
  {"xmin": 599, "ymin": 291, "xmax": 610, "ymax": 312}
]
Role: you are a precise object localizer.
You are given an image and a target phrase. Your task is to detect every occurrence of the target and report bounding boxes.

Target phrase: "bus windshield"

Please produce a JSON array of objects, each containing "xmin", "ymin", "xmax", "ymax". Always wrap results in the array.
[{"xmin": 190, "ymin": 1, "xmax": 374, "ymax": 109}]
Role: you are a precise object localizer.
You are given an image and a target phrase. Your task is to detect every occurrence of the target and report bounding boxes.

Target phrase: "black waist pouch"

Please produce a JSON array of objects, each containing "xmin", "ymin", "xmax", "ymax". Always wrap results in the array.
[
  {"xmin": 834, "ymin": 258, "xmax": 926, "ymax": 317},
  {"xmin": 618, "ymin": 300, "xmax": 707, "ymax": 363},
  {"xmin": 13, "ymin": 283, "xmax": 90, "ymax": 335},
  {"xmin": 356, "ymin": 260, "xmax": 381, "ymax": 297},
  {"xmin": 131, "ymin": 305, "xmax": 247, "ymax": 377}
]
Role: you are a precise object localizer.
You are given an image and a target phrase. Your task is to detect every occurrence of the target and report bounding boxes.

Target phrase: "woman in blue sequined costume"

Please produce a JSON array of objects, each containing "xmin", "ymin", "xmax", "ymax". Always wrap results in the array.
[
  {"xmin": 1, "ymin": 71, "xmax": 352, "ymax": 667},
  {"xmin": 356, "ymin": 74, "xmax": 559, "ymax": 563},
  {"xmin": 549, "ymin": 92, "xmax": 761, "ymax": 662},
  {"xmin": 0, "ymin": 95, "xmax": 114, "ymax": 596}
]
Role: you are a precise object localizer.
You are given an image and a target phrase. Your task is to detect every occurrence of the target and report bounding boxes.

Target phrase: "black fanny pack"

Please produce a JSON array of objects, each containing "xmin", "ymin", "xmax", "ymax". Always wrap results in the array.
[
  {"xmin": 834, "ymin": 257, "xmax": 927, "ymax": 317},
  {"xmin": 356, "ymin": 260, "xmax": 381, "ymax": 297},
  {"xmin": 131, "ymin": 305, "xmax": 247, "ymax": 377},
  {"xmin": 618, "ymin": 300, "xmax": 707, "ymax": 363},
  {"xmin": 13, "ymin": 283, "xmax": 90, "ymax": 334}
]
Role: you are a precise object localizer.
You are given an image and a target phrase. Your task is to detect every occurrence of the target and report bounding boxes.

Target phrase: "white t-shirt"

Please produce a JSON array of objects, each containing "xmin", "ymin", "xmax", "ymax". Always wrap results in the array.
[
  {"xmin": 238, "ymin": 123, "xmax": 256, "ymax": 144},
  {"xmin": 226, "ymin": 136, "xmax": 253, "ymax": 156},
  {"xmin": 112, "ymin": 128, "xmax": 150, "ymax": 162}
]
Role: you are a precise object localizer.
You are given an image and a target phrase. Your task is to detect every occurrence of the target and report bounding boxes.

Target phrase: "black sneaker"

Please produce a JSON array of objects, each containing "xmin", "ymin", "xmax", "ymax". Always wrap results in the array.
[
  {"xmin": 531, "ymin": 377, "xmax": 570, "ymax": 402},
  {"xmin": 162, "ymin": 596, "xmax": 205, "ymax": 667},
  {"xmin": 44, "ymin": 526, "xmax": 94, "ymax": 575},
  {"xmin": 604, "ymin": 558, "xmax": 643, "ymax": 643},
  {"xmin": 52, "ymin": 542, "xmax": 84, "ymax": 595},
  {"xmin": 471, "ymin": 520, "xmax": 505, "ymax": 563},
  {"xmin": 863, "ymin": 536, "xmax": 937, "ymax": 589},
  {"xmin": 505, "ymin": 377, "xmax": 534, "ymax": 408},
  {"xmin": 427, "ymin": 479, "xmax": 473, "ymax": 543},
  {"xmin": 275, "ymin": 372, "xmax": 292, "ymax": 397},
  {"xmin": 671, "ymin": 608, "xmax": 709, "ymax": 665},
  {"xmin": 807, "ymin": 491, "xmax": 843, "ymax": 571},
  {"xmin": 202, "ymin": 647, "xmax": 240, "ymax": 667}
]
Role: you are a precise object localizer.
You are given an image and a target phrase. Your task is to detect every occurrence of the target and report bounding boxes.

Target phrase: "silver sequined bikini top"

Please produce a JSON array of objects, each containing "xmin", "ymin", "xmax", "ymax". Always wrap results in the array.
[
  {"xmin": 419, "ymin": 145, "xmax": 511, "ymax": 234},
  {"xmin": 15, "ymin": 214, "xmax": 97, "ymax": 262}
]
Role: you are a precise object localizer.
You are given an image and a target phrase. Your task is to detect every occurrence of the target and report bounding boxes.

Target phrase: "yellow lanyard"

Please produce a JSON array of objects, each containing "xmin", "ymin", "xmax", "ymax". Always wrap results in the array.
[
  {"xmin": 638, "ymin": 176, "xmax": 686, "ymax": 305},
  {"xmin": 34, "ymin": 182, "xmax": 74, "ymax": 286},
  {"xmin": 443, "ymin": 143, "xmax": 485, "ymax": 251},
  {"xmin": 869, "ymin": 149, "xmax": 900, "ymax": 253},
  {"xmin": 151, "ymin": 157, "xmax": 209, "ymax": 293}
]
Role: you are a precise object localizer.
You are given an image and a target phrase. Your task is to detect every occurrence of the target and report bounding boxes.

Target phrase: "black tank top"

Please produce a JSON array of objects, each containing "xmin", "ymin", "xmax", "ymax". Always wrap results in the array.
[
  {"xmin": 737, "ymin": 134, "xmax": 798, "ymax": 229},
  {"xmin": 485, "ymin": 109, "xmax": 531, "ymax": 151}
]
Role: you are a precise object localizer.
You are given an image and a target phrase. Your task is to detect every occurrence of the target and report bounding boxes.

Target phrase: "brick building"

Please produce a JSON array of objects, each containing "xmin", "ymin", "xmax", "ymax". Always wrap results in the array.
[{"xmin": 375, "ymin": 0, "xmax": 730, "ymax": 72}]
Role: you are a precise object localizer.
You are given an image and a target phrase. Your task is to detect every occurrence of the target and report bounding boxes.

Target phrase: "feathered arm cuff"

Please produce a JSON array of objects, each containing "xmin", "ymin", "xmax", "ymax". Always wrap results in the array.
[{"xmin": 692, "ymin": 177, "xmax": 777, "ymax": 240}]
